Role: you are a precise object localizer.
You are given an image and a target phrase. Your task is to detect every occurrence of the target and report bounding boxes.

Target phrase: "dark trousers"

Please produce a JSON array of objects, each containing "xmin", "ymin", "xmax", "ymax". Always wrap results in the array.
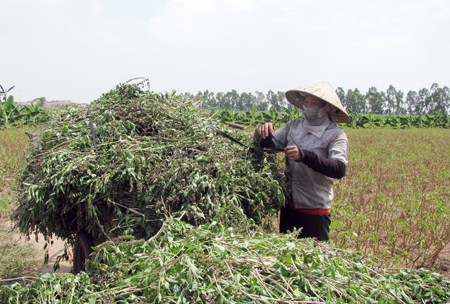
[{"xmin": 279, "ymin": 206, "xmax": 331, "ymax": 241}]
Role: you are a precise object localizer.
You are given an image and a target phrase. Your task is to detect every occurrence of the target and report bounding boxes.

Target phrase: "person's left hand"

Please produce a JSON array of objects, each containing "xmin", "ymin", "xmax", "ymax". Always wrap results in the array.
[{"xmin": 285, "ymin": 145, "xmax": 301, "ymax": 162}]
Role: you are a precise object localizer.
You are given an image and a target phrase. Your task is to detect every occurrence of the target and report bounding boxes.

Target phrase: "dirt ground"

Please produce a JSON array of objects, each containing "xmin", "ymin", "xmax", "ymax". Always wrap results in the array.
[
  {"xmin": 32, "ymin": 236, "xmax": 72, "ymax": 274},
  {"xmin": 435, "ymin": 245, "xmax": 450, "ymax": 275},
  {"xmin": 15, "ymin": 100, "xmax": 79, "ymax": 107},
  {"xmin": 5, "ymin": 221, "xmax": 72, "ymax": 275}
]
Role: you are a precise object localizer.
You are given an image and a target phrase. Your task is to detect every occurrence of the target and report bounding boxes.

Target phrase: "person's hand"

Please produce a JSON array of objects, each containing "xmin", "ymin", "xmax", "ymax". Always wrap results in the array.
[
  {"xmin": 285, "ymin": 145, "xmax": 301, "ymax": 162},
  {"xmin": 257, "ymin": 122, "xmax": 276, "ymax": 139}
]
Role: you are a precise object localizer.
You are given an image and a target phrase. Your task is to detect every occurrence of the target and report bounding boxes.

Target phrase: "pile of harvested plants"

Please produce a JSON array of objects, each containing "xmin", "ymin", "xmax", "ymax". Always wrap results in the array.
[
  {"xmin": 12, "ymin": 82, "xmax": 286, "ymax": 245},
  {"xmin": 3, "ymin": 217, "xmax": 450, "ymax": 303}
]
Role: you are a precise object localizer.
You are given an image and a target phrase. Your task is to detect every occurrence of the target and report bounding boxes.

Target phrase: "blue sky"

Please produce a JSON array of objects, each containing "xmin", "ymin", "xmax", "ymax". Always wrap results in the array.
[{"xmin": 2, "ymin": 0, "xmax": 449, "ymax": 103}]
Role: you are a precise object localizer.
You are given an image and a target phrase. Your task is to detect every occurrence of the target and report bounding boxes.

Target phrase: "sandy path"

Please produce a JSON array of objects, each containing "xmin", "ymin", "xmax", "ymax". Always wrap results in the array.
[
  {"xmin": 3, "ymin": 220, "xmax": 72, "ymax": 275},
  {"xmin": 31, "ymin": 236, "xmax": 73, "ymax": 274}
]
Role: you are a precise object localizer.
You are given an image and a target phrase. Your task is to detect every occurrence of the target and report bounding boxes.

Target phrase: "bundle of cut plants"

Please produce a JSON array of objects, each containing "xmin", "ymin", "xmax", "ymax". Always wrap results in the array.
[
  {"xmin": 2, "ymin": 217, "xmax": 450, "ymax": 303},
  {"xmin": 12, "ymin": 82, "xmax": 286, "ymax": 251}
]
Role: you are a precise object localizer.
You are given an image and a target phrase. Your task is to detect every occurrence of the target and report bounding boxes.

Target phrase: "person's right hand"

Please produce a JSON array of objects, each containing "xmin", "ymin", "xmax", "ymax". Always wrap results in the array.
[{"xmin": 257, "ymin": 122, "xmax": 276, "ymax": 139}]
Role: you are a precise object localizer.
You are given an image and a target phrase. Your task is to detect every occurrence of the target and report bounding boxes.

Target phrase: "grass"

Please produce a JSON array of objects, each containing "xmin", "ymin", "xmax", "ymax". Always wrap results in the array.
[
  {"xmin": 0, "ymin": 223, "xmax": 40, "ymax": 279},
  {"xmin": 0, "ymin": 126, "xmax": 40, "ymax": 218},
  {"xmin": 0, "ymin": 126, "xmax": 37, "ymax": 193},
  {"xmin": 0, "ymin": 126, "xmax": 42, "ymax": 278},
  {"xmin": 332, "ymin": 128, "xmax": 450, "ymax": 269}
]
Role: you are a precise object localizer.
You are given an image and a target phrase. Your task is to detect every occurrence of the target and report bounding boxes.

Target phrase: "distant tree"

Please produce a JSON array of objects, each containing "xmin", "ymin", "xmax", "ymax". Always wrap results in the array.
[
  {"xmin": 183, "ymin": 84, "xmax": 449, "ymax": 114},
  {"xmin": 395, "ymin": 90, "xmax": 406, "ymax": 114},
  {"xmin": 382, "ymin": 86, "xmax": 405, "ymax": 114},
  {"xmin": 198, "ymin": 90, "xmax": 216, "ymax": 108},
  {"xmin": 195, "ymin": 91, "xmax": 203, "ymax": 105},
  {"xmin": 419, "ymin": 88, "xmax": 431, "ymax": 114},
  {"xmin": 183, "ymin": 92, "xmax": 195, "ymax": 100},
  {"xmin": 225, "ymin": 90, "xmax": 240, "ymax": 110},
  {"xmin": 336, "ymin": 87, "xmax": 346, "ymax": 107},
  {"xmin": 207, "ymin": 91, "xmax": 217, "ymax": 108},
  {"xmin": 255, "ymin": 91, "xmax": 268, "ymax": 111},
  {"xmin": 346, "ymin": 89, "xmax": 366, "ymax": 113},
  {"xmin": 277, "ymin": 91, "xmax": 287, "ymax": 109},
  {"xmin": 365, "ymin": 87, "xmax": 383, "ymax": 114},
  {"xmin": 266, "ymin": 90, "xmax": 281, "ymax": 111},
  {"xmin": 216, "ymin": 92, "xmax": 226, "ymax": 109},
  {"xmin": 240, "ymin": 92, "xmax": 256, "ymax": 111},
  {"xmin": 405, "ymin": 90, "xmax": 419, "ymax": 115},
  {"xmin": 428, "ymin": 83, "xmax": 450, "ymax": 113},
  {"xmin": 441, "ymin": 86, "xmax": 450, "ymax": 113}
]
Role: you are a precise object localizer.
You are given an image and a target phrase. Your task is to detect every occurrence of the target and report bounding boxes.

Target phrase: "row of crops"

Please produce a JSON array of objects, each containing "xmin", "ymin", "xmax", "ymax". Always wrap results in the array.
[{"xmin": 214, "ymin": 107, "xmax": 450, "ymax": 129}]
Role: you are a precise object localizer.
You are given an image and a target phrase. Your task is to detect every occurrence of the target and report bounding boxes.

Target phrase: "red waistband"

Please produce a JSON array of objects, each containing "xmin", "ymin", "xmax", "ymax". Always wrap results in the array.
[
  {"xmin": 296, "ymin": 208, "xmax": 331, "ymax": 216},
  {"xmin": 288, "ymin": 196, "xmax": 331, "ymax": 216}
]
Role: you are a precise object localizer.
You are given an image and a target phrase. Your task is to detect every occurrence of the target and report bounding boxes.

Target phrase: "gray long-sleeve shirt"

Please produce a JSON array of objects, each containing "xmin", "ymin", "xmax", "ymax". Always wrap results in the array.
[{"xmin": 267, "ymin": 119, "xmax": 349, "ymax": 209}]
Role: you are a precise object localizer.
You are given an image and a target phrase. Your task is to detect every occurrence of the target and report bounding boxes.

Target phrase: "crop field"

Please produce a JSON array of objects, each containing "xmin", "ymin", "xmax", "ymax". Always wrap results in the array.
[
  {"xmin": 332, "ymin": 128, "xmax": 450, "ymax": 268},
  {"xmin": 1, "ymin": 87, "xmax": 450, "ymax": 302}
]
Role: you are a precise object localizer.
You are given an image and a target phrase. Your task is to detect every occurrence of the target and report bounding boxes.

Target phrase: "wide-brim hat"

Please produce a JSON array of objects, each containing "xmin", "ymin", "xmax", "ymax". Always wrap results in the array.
[{"xmin": 285, "ymin": 81, "xmax": 350, "ymax": 123}]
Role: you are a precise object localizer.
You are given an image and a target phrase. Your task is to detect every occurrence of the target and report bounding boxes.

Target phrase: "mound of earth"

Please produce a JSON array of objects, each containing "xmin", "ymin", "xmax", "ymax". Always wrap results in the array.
[{"xmin": 16, "ymin": 100, "xmax": 83, "ymax": 107}]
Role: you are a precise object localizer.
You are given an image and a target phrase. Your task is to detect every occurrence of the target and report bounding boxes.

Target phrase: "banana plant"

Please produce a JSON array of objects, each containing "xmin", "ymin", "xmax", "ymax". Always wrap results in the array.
[
  {"xmin": 345, "ymin": 110, "xmax": 365, "ymax": 128},
  {"xmin": 0, "ymin": 84, "xmax": 15, "ymax": 102},
  {"xmin": 424, "ymin": 113, "xmax": 436, "ymax": 128},
  {"xmin": 268, "ymin": 108, "xmax": 282, "ymax": 126},
  {"xmin": 246, "ymin": 105, "xmax": 258, "ymax": 126},
  {"xmin": 0, "ymin": 95, "xmax": 21, "ymax": 128},
  {"xmin": 21, "ymin": 99, "xmax": 43, "ymax": 125},
  {"xmin": 384, "ymin": 115, "xmax": 401, "ymax": 128},
  {"xmin": 439, "ymin": 112, "xmax": 450, "ymax": 128},
  {"xmin": 399, "ymin": 116, "xmax": 413, "ymax": 129},
  {"xmin": 364, "ymin": 112, "xmax": 382, "ymax": 129},
  {"xmin": 432, "ymin": 111, "xmax": 450, "ymax": 128},
  {"xmin": 412, "ymin": 115, "xmax": 425, "ymax": 128},
  {"xmin": 281, "ymin": 106, "xmax": 301, "ymax": 123}
]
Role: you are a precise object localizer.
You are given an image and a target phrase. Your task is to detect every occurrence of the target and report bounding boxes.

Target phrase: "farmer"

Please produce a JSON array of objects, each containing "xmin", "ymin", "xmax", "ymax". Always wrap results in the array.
[{"xmin": 257, "ymin": 81, "xmax": 350, "ymax": 241}]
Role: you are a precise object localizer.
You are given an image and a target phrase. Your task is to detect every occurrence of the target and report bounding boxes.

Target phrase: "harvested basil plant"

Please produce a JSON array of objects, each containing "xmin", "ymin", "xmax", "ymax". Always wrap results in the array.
[
  {"xmin": 3, "ymin": 219, "xmax": 450, "ymax": 303},
  {"xmin": 12, "ymin": 82, "xmax": 286, "ymax": 247}
]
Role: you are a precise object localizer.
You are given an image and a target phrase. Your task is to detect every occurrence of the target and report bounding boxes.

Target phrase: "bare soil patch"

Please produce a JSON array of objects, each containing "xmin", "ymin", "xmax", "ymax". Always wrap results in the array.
[
  {"xmin": 1, "ymin": 220, "xmax": 72, "ymax": 276},
  {"xmin": 15, "ymin": 100, "xmax": 86, "ymax": 107}
]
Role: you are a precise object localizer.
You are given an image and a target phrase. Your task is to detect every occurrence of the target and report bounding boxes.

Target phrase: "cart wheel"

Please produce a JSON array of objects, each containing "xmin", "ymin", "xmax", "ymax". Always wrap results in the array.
[{"xmin": 73, "ymin": 231, "xmax": 95, "ymax": 274}]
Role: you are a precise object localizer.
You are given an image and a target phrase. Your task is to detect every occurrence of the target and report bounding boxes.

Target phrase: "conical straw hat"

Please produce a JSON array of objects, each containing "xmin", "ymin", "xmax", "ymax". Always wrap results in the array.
[{"xmin": 285, "ymin": 81, "xmax": 350, "ymax": 123}]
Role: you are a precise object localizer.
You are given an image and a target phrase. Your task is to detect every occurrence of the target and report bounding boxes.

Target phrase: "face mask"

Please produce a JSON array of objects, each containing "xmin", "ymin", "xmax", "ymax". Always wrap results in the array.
[{"xmin": 303, "ymin": 104, "xmax": 329, "ymax": 120}]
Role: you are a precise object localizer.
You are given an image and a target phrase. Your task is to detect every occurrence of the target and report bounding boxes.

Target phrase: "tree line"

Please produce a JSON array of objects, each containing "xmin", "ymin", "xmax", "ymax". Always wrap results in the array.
[{"xmin": 185, "ymin": 83, "xmax": 450, "ymax": 115}]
